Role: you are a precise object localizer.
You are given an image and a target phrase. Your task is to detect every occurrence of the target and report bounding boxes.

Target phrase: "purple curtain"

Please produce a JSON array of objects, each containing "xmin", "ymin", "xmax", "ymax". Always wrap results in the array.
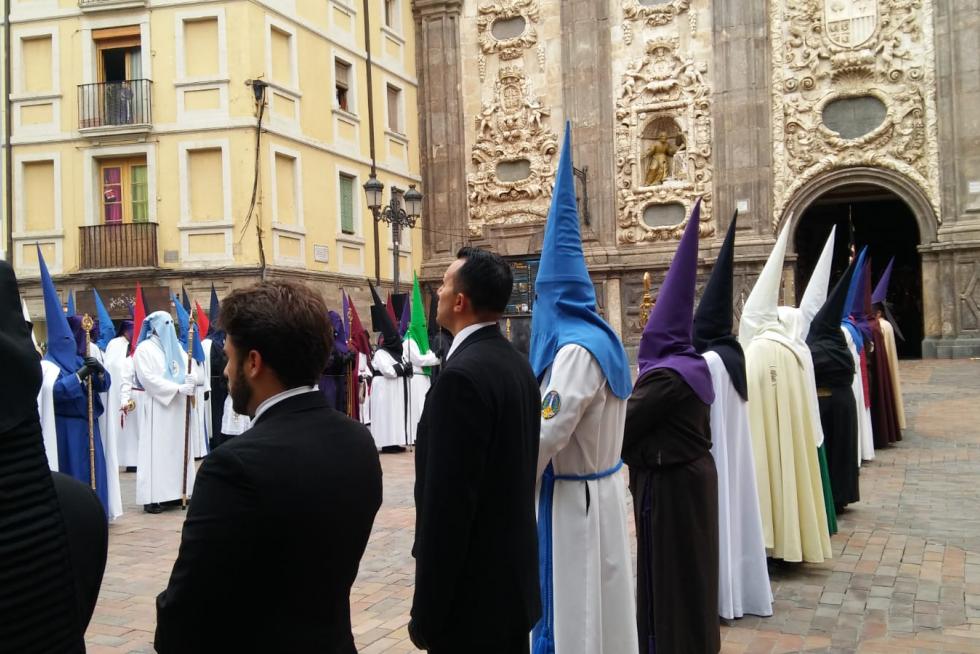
[{"xmin": 103, "ymin": 168, "xmax": 122, "ymax": 224}]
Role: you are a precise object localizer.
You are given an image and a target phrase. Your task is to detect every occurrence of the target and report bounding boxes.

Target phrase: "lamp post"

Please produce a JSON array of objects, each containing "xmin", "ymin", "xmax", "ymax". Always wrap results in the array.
[{"xmin": 363, "ymin": 173, "xmax": 422, "ymax": 296}]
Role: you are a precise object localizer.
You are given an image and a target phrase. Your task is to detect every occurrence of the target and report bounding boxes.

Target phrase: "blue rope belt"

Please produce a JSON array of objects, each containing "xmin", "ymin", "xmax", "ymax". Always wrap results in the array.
[{"xmin": 531, "ymin": 459, "xmax": 625, "ymax": 654}]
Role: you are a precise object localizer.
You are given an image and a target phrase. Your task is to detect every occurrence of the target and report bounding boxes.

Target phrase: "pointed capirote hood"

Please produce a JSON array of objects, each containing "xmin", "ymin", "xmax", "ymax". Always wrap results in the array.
[
  {"xmin": 328, "ymin": 310, "xmax": 349, "ymax": 355},
  {"xmin": 407, "ymin": 274, "xmax": 430, "ymax": 353},
  {"xmin": 65, "ymin": 291, "xmax": 75, "ymax": 318},
  {"xmin": 842, "ymin": 247, "xmax": 869, "ymax": 351},
  {"xmin": 738, "ymin": 223, "xmax": 791, "ymax": 348},
  {"xmin": 799, "ymin": 226, "xmax": 836, "ymax": 341},
  {"xmin": 636, "ymin": 199, "xmax": 713, "ymax": 403},
  {"xmin": 207, "ymin": 283, "xmax": 220, "ymax": 337},
  {"xmin": 528, "ymin": 122, "xmax": 631, "ymax": 398},
  {"xmin": 93, "ymin": 288, "xmax": 115, "ymax": 350},
  {"xmin": 398, "ymin": 295, "xmax": 411, "ymax": 337},
  {"xmin": 872, "ymin": 257, "xmax": 894, "ymax": 305},
  {"xmin": 136, "ymin": 310, "xmax": 186, "ymax": 383},
  {"xmin": 807, "ymin": 258, "xmax": 857, "ymax": 385},
  {"xmin": 344, "ymin": 291, "xmax": 372, "ymax": 356},
  {"xmin": 370, "ymin": 281, "xmax": 402, "ymax": 353},
  {"xmin": 427, "ymin": 285, "xmax": 439, "ymax": 343},
  {"xmin": 38, "ymin": 245, "xmax": 77, "ymax": 374},
  {"xmin": 693, "ymin": 210, "xmax": 747, "ymax": 400},
  {"xmin": 130, "ymin": 281, "xmax": 147, "ymax": 356}
]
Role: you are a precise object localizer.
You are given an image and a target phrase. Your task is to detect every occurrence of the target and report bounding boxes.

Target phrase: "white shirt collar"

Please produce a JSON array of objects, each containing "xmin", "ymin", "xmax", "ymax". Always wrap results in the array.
[
  {"xmin": 251, "ymin": 385, "xmax": 318, "ymax": 423},
  {"xmin": 445, "ymin": 321, "xmax": 497, "ymax": 362}
]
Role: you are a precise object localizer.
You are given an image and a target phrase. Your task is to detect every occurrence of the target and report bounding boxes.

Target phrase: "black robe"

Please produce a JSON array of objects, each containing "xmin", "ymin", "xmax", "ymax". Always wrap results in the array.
[
  {"xmin": 623, "ymin": 368, "xmax": 720, "ymax": 654},
  {"xmin": 208, "ymin": 340, "xmax": 231, "ymax": 449}
]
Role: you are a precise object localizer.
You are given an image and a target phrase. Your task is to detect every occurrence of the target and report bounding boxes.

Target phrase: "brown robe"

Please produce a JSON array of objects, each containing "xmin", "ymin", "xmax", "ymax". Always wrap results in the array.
[
  {"xmin": 623, "ymin": 368, "xmax": 720, "ymax": 654},
  {"xmin": 868, "ymin": 320, "xmax": 902, "ymax": 447}
]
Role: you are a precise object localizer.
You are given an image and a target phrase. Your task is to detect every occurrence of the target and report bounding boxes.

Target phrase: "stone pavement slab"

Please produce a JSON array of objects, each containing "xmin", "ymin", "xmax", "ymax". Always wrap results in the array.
[{"xmin": 85, "ymin": 360, "xmax": 980, "ymax": 652}]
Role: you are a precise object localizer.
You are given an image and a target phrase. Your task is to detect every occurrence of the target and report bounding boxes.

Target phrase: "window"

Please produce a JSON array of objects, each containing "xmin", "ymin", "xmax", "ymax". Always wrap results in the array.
[
  {"xmin": 270, "ymin": 26, "xmax": 293, "ymax": 86},
  {"xmin": 187, "ymin": 149, "xmax": 224, "ymax": 222},
  {"xmin": 100, "ymin": 157, "xmax": 149, "ymax": 224},
  {"xmin": 386, "ymin": 83, "xmax": 402, "ymax": 133},
  {"xmin": 275, "ymin": 153, "xmax": 297, "ymax": 225},
  {"xmin": 183, "ymin": 18, "xmax": 219, "ymax": 78},
  {"xmin": 339, "ymin": 174, "xmax": 355, "ymax": 235},
  {"xmin": 22, "ymin": 36, "xmax": 53, "ymax": 93},
  {"xmin": 384, "ymin": 0, "xmax": 397, "ymax": 29},
  {"xmin": 335, "ymin": 59, "xmax": 351, "ymax": 112}
]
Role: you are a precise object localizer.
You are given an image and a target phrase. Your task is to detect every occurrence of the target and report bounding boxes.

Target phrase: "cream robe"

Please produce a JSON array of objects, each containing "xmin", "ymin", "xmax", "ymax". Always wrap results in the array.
[
  {"xmin": 369, "ymin": 348, "xmax": 409, "ymax": 449},
  {"xmin": 745, "ymin": 338, "xmax": 832, "ymax": 563},
  {"xmin": 105, "ymin": 337, "xmax": 140, "ymax": 469},
  {"xmin": 403, "ymin": 339, "xmax": 440, "ymax": 445},
  {"xmin": 878, "ymin": 319, "xmax": 907, "ymax": 429},
  {"xmin": 704, "ymin": 351, "xmax": 773, "ymax": 619},
  {"xmin": 536, "ymin": 344, "xmax": 637, "ymax": 654},
  {"xmin": 37, "ymin": 359, "xmax": 62, "ymax": 471},
  {"xmin": 133, "ymin": 338, "xmax": 198, "ymax": 504},
  {"xmin": 842, "ymin": 328, "xmax": 875, "ymax": 464},
  {"xmin": 357, "ymin": 352, "xmax": 372, "ymax": 425}
]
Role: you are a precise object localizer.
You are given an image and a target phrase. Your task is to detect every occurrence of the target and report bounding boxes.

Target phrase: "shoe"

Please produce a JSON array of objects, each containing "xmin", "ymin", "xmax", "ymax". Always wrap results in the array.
[
  {"xmin": 380, "ymin": 445, "xmax": 406, "ymax": 454},
  {"xmin": 125, "ymin": 466, "xmax": 137, "ymax": 473},
  {"xmin": 143, "ymin": 503, "xmax": 163, "ymax": 514}
]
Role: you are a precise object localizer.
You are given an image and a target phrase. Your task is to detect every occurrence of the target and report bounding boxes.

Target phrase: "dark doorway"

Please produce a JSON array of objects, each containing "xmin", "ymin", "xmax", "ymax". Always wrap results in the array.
[{"xmin": 794, "ymin": 183, "xmax": 923, "ymax": 358}]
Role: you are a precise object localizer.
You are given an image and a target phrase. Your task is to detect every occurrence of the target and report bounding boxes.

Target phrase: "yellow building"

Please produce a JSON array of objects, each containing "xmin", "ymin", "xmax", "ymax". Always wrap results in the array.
[{"xmin": 4, "ymin": 0, "xmax": 422, "ymax": 330}]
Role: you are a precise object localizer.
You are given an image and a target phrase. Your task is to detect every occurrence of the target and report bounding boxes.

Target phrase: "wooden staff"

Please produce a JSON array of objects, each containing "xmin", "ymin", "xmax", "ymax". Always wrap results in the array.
[
  {"xmin": 181, "ymin": 315, "xmax": 196, "ymax": 510},
  {"xmin": 81, "ymin": 313, "xmax": 96, "ymax": 490}
]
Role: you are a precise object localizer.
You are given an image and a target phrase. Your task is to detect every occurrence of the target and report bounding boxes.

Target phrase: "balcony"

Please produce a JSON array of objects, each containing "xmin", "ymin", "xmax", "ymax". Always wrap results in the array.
[
  {"xmin": 79, "ymin": 0, "xmax": 148, "ymax": 12},
  {"xmin": 79, "ymin": 222, "xmax": 158, "ymax": 270},
  {"xmin": 78, "ymin": 80, "xmax": 152, "ymax": 135}
]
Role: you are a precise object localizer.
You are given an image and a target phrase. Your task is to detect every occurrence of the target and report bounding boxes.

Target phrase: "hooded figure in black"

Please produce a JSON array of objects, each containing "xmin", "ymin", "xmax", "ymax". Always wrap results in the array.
[
  {"xmin": 368, "ymin": 282, "xmax": 413, "ymax": 451},
  {"xmin": 0, "ymin": 260, "xmax": 108, "ymax": 653},
  {"xmin": 692, "ymin": 211, "xmax": 774, "ymax": 620},
  {"xmin": 807, "ymin": 260, "xmax": 860, "ymax": 509}
]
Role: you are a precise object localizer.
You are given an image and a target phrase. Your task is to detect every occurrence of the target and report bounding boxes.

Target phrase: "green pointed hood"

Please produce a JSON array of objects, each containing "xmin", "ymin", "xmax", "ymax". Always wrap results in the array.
[{"xmin": 407, "ymin": 274, "xmax": 432, "ymax": 376}]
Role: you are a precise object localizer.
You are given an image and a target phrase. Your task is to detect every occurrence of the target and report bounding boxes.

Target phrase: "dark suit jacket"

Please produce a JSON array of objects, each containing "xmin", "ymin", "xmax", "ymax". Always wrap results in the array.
[
  {"xmin": 411, "ymin": 325, "xmax": 542, "ymax": 650},
  {"xmin": 155, "ymin": 391, "xmax": 382, "ymax": 654}
]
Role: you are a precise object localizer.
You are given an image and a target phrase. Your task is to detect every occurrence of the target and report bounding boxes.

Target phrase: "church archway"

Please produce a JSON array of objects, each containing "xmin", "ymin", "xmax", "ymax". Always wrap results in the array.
[{"xmin": 781, "ymin": 168, "xmax": 936, "ymax": 358}]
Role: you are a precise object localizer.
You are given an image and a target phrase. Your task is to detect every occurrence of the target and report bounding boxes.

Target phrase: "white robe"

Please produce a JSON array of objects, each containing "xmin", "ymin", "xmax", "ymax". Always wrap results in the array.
[
  {"xmin": 369, "ymin": 348, "xmax": 409, "ymax": 449},
  {"xmin": 842, "ymin": 328, "xmax": 875, "ymax": 464},
  {"xmin": 220, "ymin": 395, "xmax": 251, "ymax": 435},
  {"xmin": 37, "ymin": 359, "xmax": 62, "ymax": 470},
  {"xmin": 90, "ymin": 343, "xmax": 123, "ymax": 520},
  {"xmin": 403, "ymin": 339, "xmax": 440, "ymax": 445},
  {"xmin": 536, "ymin": 344, "xmax": 638, "ymax": 654},
  {"xmin": 704, "ymin": 351, "xmax": 773, "ymax": 620},
  {"xmin": 133, "ymin": 338, "xmax": 198, "ymax": 505},
  {"xmin": 190, "ymin": 358, "xmax": 210, "ymax": 458},
  {"xmin": 357, "ymin": 352, "xmax": 372, "ymax": 425},
  {"xmin": 104, "ymin": 337, "xmax": 140, "ymax": 469}
]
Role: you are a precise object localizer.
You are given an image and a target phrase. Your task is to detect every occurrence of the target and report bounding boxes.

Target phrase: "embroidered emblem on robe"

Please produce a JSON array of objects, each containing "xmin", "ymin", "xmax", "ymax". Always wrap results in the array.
[{"xmin": 541, "ymin": 390, "xmax": 561, "ymax": 420}]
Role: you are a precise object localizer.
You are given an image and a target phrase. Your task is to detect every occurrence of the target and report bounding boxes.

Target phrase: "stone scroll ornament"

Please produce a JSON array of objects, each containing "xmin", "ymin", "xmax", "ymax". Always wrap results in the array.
[
  {"xmin": 614, "ymin": 37, "xmax": 715, "ymax": 245},
  {"xmin": 466, "ymin": 66, "xmax": 559, "ymax": 237},
  {"xmin": 770, "ymin": 0, "xmax": 941, "ymax": 228}
]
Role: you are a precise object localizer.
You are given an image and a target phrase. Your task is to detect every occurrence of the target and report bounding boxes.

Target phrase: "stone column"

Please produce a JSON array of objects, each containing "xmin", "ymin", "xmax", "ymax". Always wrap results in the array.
[
  {"xmin": 414, "ymin": 0, "xmax": 468, "ymax": 279},
  {"xmin": 710, "ymin": 0, "xmax": 772, "ymax": 237},
  {"xmin": 559, "ymin": 0, "xmax": 616, "ymax": 245}
]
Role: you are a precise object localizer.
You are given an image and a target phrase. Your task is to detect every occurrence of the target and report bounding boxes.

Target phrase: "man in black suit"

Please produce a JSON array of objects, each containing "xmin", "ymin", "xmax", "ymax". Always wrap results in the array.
[
  {"xmin": 410, "ymin": 248, "xmax": 542, "ymax": 653},
  {"xmin": 155, "ymin": 280, "xmax": 382, "ymax": 654}
]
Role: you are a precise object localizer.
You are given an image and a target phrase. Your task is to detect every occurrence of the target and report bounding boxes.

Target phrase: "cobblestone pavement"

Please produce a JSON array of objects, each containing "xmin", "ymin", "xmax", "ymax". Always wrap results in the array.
[{"xmin": 85, "ymin": 359, "xmax": 980, "ymax": 653}]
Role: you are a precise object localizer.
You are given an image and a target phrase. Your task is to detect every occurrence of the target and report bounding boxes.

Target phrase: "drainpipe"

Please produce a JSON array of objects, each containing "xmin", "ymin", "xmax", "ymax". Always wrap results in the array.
[
  {"xmin": 4, "ymin": 0, "xmax": 13, "ymax": 262},
  {"xmin": 362, "ymin": 0, "xmax": 380, "ymax": 285}
]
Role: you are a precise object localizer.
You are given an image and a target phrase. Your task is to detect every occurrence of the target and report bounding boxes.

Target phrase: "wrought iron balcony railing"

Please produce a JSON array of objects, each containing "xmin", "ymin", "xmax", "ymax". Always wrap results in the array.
[
  {"xmin": 79, "ymin": 222, "xmax": 158, "ymax": 270},
  {"xmin": 78, "ymin": 79, "xmax": 152, "ymax": 130}
]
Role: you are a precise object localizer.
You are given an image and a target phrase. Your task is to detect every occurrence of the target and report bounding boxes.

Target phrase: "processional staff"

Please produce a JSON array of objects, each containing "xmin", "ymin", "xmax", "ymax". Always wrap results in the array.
[
  {"xmin": 81, "ymin": 313, "xmax": 97, "ymax": 491},
  {"xmin": 181, "ymin": 315, "xmax": 196, "ymax": 510}
]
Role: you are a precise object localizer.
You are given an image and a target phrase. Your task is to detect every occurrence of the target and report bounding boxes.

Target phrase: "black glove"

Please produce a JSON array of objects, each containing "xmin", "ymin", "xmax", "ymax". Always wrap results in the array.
[
  {"xmin": 404, "ymin": 365, "xmax": 414, "ymax": 378},
  {"xmin": 392, "ymin": 363, "xmax": 407, "ymax": 377},
  {"xmin": 77, "ymin": 356, "xmax": 106, "ymax": 380}
]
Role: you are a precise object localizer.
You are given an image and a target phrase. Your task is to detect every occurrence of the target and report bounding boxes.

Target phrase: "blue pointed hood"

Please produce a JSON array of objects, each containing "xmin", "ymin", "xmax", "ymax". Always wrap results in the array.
[
  {"xmin": 92, "ymin": 289, "xmax": 115, "ymax": 350},
  {"xmin": 66, "ymin": 291, "xmax": 76, "ymax": 318},
  {"xmin": 173, "ymin": 294, "xmax": 205, "ymax": 363},
  {"xmin": 136, "ymin": 310, "xmax": 186, "ymax": 383},
  {"xmin": 38, "ymin": 245, "xmax": 78, "ymax": 374},
  {"xmin": 872, "ymin": 257, "xmax": 894, "ymax": 305},
  {"xmin": 842, "ymin": 247, "xmax": 868, "ymax": 351},
  {"xmin": 637, "ymin": 198, "xmax": 713, "ymax": 403},
  {"xmin": 529, "ymin": 123, "xmax": 631, "ymax": 398}
]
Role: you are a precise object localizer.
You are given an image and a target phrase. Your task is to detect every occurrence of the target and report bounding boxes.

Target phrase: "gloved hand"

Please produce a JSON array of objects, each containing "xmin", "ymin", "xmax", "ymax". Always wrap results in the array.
[
  {"xmin": 183, "ymin": 371, "xmax": 202, "ymax": 386},
  {"xmin": 77, "ymin": 356, "xmax": 106, "ymax": 380},
  {"xmin": 178, "ymin": 382, "xmax": 196, "ymax": 397},
  {"xmin": 404, "ymin": 364, "xmax": 414, "ymax": 379}
]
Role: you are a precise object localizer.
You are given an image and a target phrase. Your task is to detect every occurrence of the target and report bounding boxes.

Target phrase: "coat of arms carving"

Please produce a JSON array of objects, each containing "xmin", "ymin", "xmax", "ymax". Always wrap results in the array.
[{"xmin": 824, "ymin": 0, "xmax": 878, "ymax": 48}]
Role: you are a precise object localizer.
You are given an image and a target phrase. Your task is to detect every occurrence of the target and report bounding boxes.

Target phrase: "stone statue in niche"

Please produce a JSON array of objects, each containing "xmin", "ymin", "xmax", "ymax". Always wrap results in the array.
[{"xmin": 642, "ymin": 120, "xmax": 686, "ymax": 186}]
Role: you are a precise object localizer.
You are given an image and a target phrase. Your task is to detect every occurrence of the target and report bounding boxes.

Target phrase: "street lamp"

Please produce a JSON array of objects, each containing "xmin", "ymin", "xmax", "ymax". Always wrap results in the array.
[{"xmin": 363, "ymin": 172, "xmax": 422, "ymax": 296}]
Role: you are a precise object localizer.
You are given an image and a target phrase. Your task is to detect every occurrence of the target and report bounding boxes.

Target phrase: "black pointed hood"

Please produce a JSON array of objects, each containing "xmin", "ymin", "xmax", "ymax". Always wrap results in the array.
[
  {"xmin": 369, "ymin": 281, "xmax": 402, "ymax": 355},
  {"xmin": 806, "ymin": 258, "xmax": 857, "ymax": 387},
  {"xmin": 693, "ymin": 211, "xmax": 747, "ymax": 400}
]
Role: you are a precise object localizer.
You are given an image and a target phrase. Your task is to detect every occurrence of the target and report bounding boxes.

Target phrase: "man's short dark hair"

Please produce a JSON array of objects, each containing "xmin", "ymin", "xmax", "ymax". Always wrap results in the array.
[
  {"xmin": 219, "ymin": 280, "xmax": 333, "ymax": 388},
  {"xmin": 455, "ymin": 247, "xmax": 513, "ymax": 316}
]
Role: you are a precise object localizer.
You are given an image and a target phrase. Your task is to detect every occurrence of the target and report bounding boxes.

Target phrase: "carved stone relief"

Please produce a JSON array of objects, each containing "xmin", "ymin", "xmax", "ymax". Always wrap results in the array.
[
  {"xmin": 477, "ymin": 0, "xmax": 540, "ymax": 61},
  {"xmin": 771, "ymin": 0, "xmax": 941, "ymax": 229},
  {"xmin": 467, "ymin": 67, "xmax": 559, "ymax": 236},
  {"xmin": 614, "ymin": 37, "xmax": 715, "ymax": 244},
  {"xmin": 622, "ymin": 0, "xmax": 692, "ymax": 29}
]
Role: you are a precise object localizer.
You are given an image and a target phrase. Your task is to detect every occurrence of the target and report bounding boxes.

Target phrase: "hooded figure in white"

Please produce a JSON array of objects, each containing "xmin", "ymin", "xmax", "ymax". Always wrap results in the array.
[
  {"xmin": 739, "ymin": 225, "xmax": 832, "ymax": 564},
  {"xmin": 133, "ymin": 311, "xmax": 202, "ymax": 508}
]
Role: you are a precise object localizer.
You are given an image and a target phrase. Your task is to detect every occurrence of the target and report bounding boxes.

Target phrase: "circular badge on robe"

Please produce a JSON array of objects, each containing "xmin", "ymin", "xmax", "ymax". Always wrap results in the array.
[
  {"xmin": 170, "ymin": 360, "xmax": 180, "ymax": 377},
  {"xmin": 541, "ymin": 390, "xmax": 561, "ymax": 420}
]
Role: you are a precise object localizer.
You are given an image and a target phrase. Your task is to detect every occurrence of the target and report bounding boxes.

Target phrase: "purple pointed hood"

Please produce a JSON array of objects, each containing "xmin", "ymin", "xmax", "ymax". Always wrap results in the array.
[
  {"xmin": 636, "ymin": 199, "xmax": 714, "ymax": 404},
  {"xmin": 872, "ymin": 257, "xmax": 894, "ymax": 305}
]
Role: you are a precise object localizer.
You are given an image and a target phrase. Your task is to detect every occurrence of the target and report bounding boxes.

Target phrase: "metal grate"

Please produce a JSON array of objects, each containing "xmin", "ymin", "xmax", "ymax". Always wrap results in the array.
[{"xmin": 78, "ymin": 79, "xmax": 152, "ymax": 129}]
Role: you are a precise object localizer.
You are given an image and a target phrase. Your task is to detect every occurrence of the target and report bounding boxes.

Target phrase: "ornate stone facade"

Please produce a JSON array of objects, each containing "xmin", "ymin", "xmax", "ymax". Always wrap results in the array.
[{"xmin": 770, "ymin": 0, "xmax": 941, "ymax": 228}]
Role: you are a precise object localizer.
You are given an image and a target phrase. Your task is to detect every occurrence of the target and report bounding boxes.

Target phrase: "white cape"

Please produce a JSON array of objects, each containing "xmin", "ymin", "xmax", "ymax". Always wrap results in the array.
[
  {"xmin": 704, "ymin": 351, "xmax": 773, "ymax": 619},
  {"xmin": 133, "ymin": 338, "xmax": 198, "ymax": 504},
  {"xmin": 842, "ymin": 328, "xmax": 875, "ymax": 463},
  {"xmin": 403, "ymin": 339, "xmax": 440, "ymax": 444},
  {"xmin": 37, "ymin": 359, "xmax": 61, "ymax": 470},
  {"xmin": 104, "ymin": 337, "xmax": 140, "ymax": 470},
  {"xmin": 369, "ymin": 348, "xmax": 409, "ymax": 449},
  {"xmin": 536, "ymin": 344, "xmax": 638, "ymax": 654}
]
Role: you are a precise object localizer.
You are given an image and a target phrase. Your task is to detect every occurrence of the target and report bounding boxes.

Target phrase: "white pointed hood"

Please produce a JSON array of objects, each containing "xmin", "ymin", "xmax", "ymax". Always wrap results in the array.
[
  {"xmin": 799, "ymin": 226, "xmax": 836, "ymax": 341},
  {"xmin": 21, "ymin": 298, "xmax": 39, "ymax": 350},
  {"xmin": 738, "ymin": 223, "xmax": 790, "ymax": 348}
]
